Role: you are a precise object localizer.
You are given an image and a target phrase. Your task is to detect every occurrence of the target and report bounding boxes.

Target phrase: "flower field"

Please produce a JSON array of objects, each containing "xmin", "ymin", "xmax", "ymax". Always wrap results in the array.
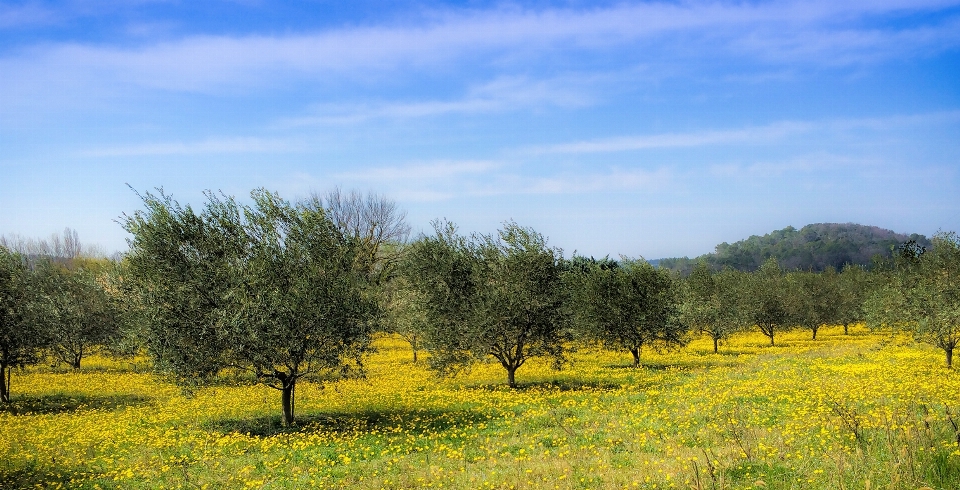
[{"xmin": 3, "ymin": 326, "xmax": 960, "ymax": 489}]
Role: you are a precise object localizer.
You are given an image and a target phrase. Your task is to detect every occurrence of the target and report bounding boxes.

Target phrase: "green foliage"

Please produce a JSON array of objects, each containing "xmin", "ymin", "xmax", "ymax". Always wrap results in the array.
[
  {"xmin": 568, "ymin": 255, "xmax": 687, "ymax": 366},
  {"xmin": 0, "ymin": 246, "xmax": 50, "ymax": 402},
  {"xmin": 34, "ymin": 260, "xmax": 120, "ymax": 369},
  {"xmin": 742, "ymin": 258, "xmax": 792, "ymax": 346},
  {"xmin": 867, "ymin": 231, "xmax": 960, "ymax": 367},
  {"xmin": 122, "ymin": 188, "xmax": 377, "ymax": 424},
  {"xmin": 786, "ymin": 268, "xmax": 841, "ymax": 340},
  {"xmin": 658, "ymin": 223, "xmax": 930, "ymax": 274},
  {"xmin": 379, "ymin": 275, "xmax": 428, "ymax": 362},
  {"xmin": 682, "ymin": 262, "xmax": 749, "ymax": 352},
  {"xmin": 404, "ymin": 221, "xmax": 568, "ymax": 386},
  {"xmin": 835, "ymin": 264, "xmax": 869, "ymax": 334},
  {"xmin": 402, "ymin": 220, "xmax": 479, "ymax": 375},
  {"xmin": 122, "ymin": 189, "xmax": 242, "ymax": 383}
]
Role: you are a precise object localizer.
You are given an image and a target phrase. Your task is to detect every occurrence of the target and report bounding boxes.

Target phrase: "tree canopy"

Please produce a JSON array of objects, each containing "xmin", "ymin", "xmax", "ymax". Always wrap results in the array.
[
  {"xmin": 404, "ymin": 221, "xmax": 568, "ymax": 387},
  {"xmin": 742, "ymin": 258, "xmax": 792, "ymax": 346},
  {"xmin": 122, "ymin": 188, "xmax": 377, "ymax": 424},
  {"xmin": 0, "ymin": 246, "xmax": 49, "ymax": 402},
  {"xmin": 36, "ymin": 260, "xmax": 120, "ymax": 369},
  {"xmin": 569, "ymin": 256, "xmax": 686, "ymax": 366},
  {"xmin": 682, "ymin": 262, "xmax": 748, "ymax": 353},
  {"xmin": 866, "ymin": 231, "xmax": 960, "ymax": 367}
]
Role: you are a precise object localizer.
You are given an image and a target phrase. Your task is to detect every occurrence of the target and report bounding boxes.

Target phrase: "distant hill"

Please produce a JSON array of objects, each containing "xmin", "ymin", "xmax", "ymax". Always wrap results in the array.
[{"xmin": 656, "ymin": 223, "xmax": 930, "ymax": 274}]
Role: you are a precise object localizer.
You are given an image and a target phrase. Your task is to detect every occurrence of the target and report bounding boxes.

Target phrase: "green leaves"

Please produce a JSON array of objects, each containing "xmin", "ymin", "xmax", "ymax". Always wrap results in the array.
[
  {"xmin": 866, "ymin": 232, "xmax": 960, "ymax": 366},
  {"xmin": 123, "ymin": 188, "xmax": 379, "ymax": 423},
  {"xmin": 403, "ymin": 221, "xmax": 568, "ymax": 386},
  {"xmin": 0, "ymin": 246, "xmax": 51, "ymax": 401},
  {"xmin": 682, "ymin": 262, "xmax": 749, "ymax": 352},
  {"xmin": 36, "ymin": 260, "xmax": 120, "ymax": 369},
  {"xmin": 569, "ymin": 255, "xmax": 687, "ymax": 364}
]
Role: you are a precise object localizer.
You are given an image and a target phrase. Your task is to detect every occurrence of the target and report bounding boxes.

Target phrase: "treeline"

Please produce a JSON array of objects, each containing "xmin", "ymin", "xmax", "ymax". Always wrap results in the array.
[
  {"xmin": 1, "ymin": 189, "xmax": 958, "ymax": 426},
  {"xmin": 0, "ymin": 229, "xmax": 126, "ymax": 402},
  {"xmin": 656, "ymin": 223, "xmax": 932, "ymax": 274}
]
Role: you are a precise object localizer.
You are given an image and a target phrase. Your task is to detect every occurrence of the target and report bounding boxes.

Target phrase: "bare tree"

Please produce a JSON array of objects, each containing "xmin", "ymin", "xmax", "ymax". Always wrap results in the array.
[
  {"xmin": 1, "ymin": 228, "xmax": 104, "ymax": 265},
  {"xmin": 306, "ymin": 188, "xmax": 410, "ymax": 282}
]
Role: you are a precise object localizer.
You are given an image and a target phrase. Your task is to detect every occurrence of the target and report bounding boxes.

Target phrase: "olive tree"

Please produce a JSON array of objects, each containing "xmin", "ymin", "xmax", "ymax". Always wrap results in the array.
[
  {"xmin": 0, "ymin": 246, "xmax": 49, "ymax": 402},
  {"xmin": 683, "ymin": 262, "xmax": 748, "ymax": 353},
  {"xmin": 787, "ymin": 268, "xmax": 840, "ymax": 340},
  {"xmin": 404, "ymin": 221, "xmax": 568, "ymax": 387},
  {"xmin": 123, "ymin": 188, "xmax": 376, "ymax": 424},
  {"xmin": 743, "ymin": 258, "xmax": 792, "ymax": 346},
  {"xmin": 867, "ymin": 232, "xmax": 960, "ymax": 367},
  {"xmin": 380, "ymin": 276, "xmax": 427, "ymax": 362},
  {"xmin": 37, "ymin": 260, "xmax": 119, "ymax": 369},
  {"xmin": 836, "ymin": 264, "xmax": 870, "ymax": 335},
  {"xmin": 569, "ymin": 256, "xmax": 686, "ymax": 366}
]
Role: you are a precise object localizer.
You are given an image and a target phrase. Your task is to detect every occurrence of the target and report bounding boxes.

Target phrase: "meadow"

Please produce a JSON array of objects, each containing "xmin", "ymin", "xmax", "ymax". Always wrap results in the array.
[{"xmin": 2, "ymin": 326, "xmax": 960, "ymax": 489}]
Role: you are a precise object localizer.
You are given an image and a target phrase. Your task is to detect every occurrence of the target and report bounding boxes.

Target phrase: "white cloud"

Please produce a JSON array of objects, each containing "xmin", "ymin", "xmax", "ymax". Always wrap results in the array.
[
  {"xmin": 527, "ymin": 111, "xmax": 960, "ymax": 154},
  {"xmin": 730, "ymin": 15, "xmax": 960, "ymax": 65},
  {"xmin": 335, "ymin": 161, "xmax": 502, "ymax": 200},
  {"xmin": 277, "ymin": 75, "xmax": 597, "ymax": 126},
  {"xmin": 76, "ymin": 137, "xmax": 305, "ymax": 157},
  {"xmin": 332, "ymin": 159, "xmax": 672, "ymax": 201},
  {"xmin": 526, "ymin": 121, "xmax": 815, "ymax": 154},
  {"xmin": 2, "ymin": 0, "xmax": 958, "ymax": 97}
]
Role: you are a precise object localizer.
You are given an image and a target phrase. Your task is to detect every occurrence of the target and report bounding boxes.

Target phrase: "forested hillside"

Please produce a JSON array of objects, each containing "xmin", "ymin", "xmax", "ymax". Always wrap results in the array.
[{"xmin": 656, "ymin": 223, "xmax": 930, "ymax": 274}]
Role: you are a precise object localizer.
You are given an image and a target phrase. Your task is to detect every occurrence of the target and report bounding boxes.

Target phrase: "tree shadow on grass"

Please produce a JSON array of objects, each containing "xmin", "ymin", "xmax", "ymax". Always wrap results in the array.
[
  {"xmin": 0, "ymin": 464, "xmax": 114, "ymax": 490},
  {"xmin": 207, "ymin": 406, "xmax": 498, "ymax": 439},
  {"xmin": 602, "ymin": 357, "xmax": 732, "ymax": 371},
  {"xmin": 465, "ymin": 378, "xmax": 628, "ymax": 392},
  {"xmin": 0, "ymin": 393, "xmax": 153, "ymax": 416}
]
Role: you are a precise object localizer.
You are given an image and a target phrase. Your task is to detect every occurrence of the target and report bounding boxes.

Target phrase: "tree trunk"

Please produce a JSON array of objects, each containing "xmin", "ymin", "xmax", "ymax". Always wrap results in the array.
[
  {"xmin": 713, "ymin": 337, "xmax": 719, "ymax": 354},
  {"xmin": 759, "ymin": 325, "xmax": 775, "ymax": 345},
  {"xmin": 843, "ymin": 323, "xmax": 849, "ymax": 335},
  {"xmin": 630, "ymin": 347, "xmax": 641, "ymax": 368},
  {"xmin": 412, "ymin": 349, "xmax": 418, "ymax": 363},
  {"xmin": 72, "ymin": 352, "xmax": 82, "ymax": 370},
  {"xmin": 281, "ymin": 378, "xmax": 296, "ymax": 426},
  {"xmin": 947, "ymin": 347, "xmax": 954, "ymax": 369},
  {"xmin": 1, "ymin": 361, "xmax": 9, "ymax": 403},
  {"xmin": 764, "ymin": 326, "xmax": 775, "ymax": 345},
  {"xmin": 811, "ymin": 327, "xmax": 818, "ymax": 340},
  {"xmin": 506, "ymin": 366, "xmax": 517, "ymax": 388}
]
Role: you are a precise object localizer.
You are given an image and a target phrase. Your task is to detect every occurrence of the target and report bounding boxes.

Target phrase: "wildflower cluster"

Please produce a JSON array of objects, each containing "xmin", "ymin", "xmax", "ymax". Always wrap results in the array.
[{"xmin": 2, "ymin": 327, "xmax": 959, "ymax": 489}]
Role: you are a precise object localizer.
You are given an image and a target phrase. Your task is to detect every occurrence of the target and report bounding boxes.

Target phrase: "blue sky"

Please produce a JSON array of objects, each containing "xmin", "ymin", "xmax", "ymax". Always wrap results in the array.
[{"xmin": 1, "ymin": 0, "xmax": 959, "ymax": 259}]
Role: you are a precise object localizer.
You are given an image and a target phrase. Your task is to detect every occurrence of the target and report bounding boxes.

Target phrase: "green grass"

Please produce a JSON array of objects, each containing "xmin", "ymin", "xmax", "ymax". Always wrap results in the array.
[{"xmin": 1, "ymin": 326, "xmax": 959, "ymax": 489}]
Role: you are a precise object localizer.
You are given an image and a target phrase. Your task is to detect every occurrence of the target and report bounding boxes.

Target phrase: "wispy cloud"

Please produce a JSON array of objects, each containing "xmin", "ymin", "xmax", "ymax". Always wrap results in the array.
[
  {"xmin": 76, "ymin": 137, "xmax": 305, "ymax": 157},
  {"xmin": 337, "ymin": 160, "xmax": 499, "ymax": 183},
  {"xmin": 526, "ymin": 121, "xmax": 814, "ymax": 154},
  {"xmin": 333, "ymin": 159, "xmax": 672, "ymax": 201},
  {"xmin": 730, "ymin": 15, "xmax": 960, "ymax": 65},
  {"xmin": 709, "ymin": 152, "xmax": 882, "ymax": 178},
  {"xmin": 3, "ymin": 0, "xmax": 958, "ymax": 95},
  {"xmin": 527, "ymin": 111, "xmax": 960, "ymax": 154},
  {"xmin": 488, "ymin": 167, "xmax": 673, "ymax": 195},
  {"xmin": 277, "ymin": 76, "xmax": 596, "ymax": 126}
]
